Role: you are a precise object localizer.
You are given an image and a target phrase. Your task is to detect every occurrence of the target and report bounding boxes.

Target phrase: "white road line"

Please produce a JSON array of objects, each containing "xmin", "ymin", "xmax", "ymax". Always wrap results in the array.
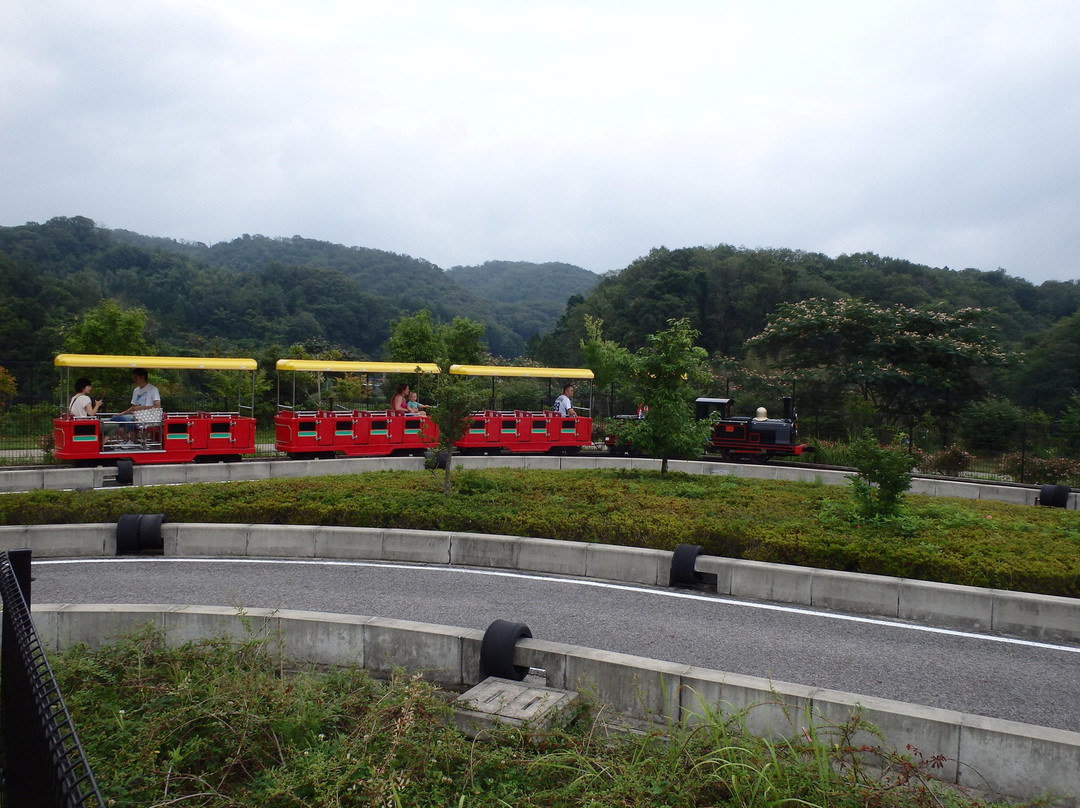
[{"xmin": 37, "ymin": 556, "xmax": 1080, "ymax": 655}]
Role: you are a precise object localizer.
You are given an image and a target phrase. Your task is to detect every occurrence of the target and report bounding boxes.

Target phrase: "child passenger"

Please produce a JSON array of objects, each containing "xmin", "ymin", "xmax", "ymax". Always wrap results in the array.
[{"xmin": 407, "ymin": 391, "xmax": 429, "ymax": 415}]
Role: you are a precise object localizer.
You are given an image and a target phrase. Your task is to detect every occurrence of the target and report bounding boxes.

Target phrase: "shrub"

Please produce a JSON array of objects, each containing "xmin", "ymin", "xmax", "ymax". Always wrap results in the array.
[
  {"xmin": 847, "ymin": 431, "xmax": 917, "ymax": 519},
  {"xmin": 911, "ymin": 445, "xmax": 974, "ymax": 477},
  {"xmin": 998, "ymin": 453, "xmax": 1080, "ymax": 486}
]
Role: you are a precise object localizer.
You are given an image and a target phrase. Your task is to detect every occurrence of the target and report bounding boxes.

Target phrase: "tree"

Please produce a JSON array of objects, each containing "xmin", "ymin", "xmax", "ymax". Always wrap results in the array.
[
  {"xmin": 746, "ymin": 298, "xmax": 1011, "ymax": 435},
  {"xmin": 958, "ymin": 397, "xmax": 1025, "ymax": 453},
  {"xmin": 579, "ymin": 315, "xmax": 633, "ymax": 418},
  {"xmin": 59, "ymin": 301, "xmax": 154, "ymax": 401},
  {"xmin": 626, "ymin": 318, "xmax": 713, "ymax": 476},
  {"xmin": 1060, "ymin": 393, "xmax": 1080, "ymax": 457},
  {"xmin": 61, "ymin": 299, "xmax": 151, "ymax": 357},
  {"xmin": 387, "ymin": 310, "xmax": 489, "ymax": 494}
]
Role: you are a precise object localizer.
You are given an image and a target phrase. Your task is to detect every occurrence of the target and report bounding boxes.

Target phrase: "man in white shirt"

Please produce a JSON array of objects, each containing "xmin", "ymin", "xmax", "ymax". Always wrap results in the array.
[
  {"xmin": 103, "ymin": 368, "xmax": 162, "ymax": 438},
  {"xmin": 553, "ymin": 384, "xmax": 576, "ymax": 417},
  {"xmin": 121, "ymin": 369, "xmax": 161, "ymax": 415}
]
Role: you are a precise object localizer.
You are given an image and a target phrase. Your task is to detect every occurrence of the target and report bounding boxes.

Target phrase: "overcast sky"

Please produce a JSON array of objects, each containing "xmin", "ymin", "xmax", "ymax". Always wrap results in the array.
[{"xmin": 3, "ymin": 1, "xmax": 1079, "ymax": 284}]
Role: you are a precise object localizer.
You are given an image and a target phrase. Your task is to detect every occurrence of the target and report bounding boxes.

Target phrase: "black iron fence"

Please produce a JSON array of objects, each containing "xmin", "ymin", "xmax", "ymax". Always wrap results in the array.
[{"xmin": 0, "ymin": 549, "xmax": 104, "ymax": 808}]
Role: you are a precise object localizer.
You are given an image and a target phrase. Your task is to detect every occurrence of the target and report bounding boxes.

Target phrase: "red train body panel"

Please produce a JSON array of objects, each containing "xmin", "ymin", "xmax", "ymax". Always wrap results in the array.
[
  {"xmin": 53, "ymin": 411, "xmax": 257, "ymax": 465},
  {"xmin": 274, "ymin": 410, "xmax": 438, "ymax": 458},
  {"xmin": 453, "ymin": 410, "xmax": 592, "ymax": 454}
]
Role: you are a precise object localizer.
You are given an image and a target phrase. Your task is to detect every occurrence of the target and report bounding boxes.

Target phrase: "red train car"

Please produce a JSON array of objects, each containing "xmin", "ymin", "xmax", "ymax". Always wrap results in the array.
[
  {"xmin": 52, "ymin": 354, "xmax": 258, "ymax": 466},
  {"xmin": 274, "ymin": 359, "xmax": 440, "ymax": 458},
  {"xmin": 448, "ymin": 365, "xmax": 594, "ymax": 455}
]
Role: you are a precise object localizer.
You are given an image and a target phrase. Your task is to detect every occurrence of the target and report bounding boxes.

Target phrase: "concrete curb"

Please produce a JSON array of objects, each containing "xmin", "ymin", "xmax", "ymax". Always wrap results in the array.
[
  {"xmin": 0, "ymin": 455, "xmax": 1075, "ymax": 509},
  {"xmin": 31, "ymin": 602, "xmax": 1080, "ymax": 802},
  {"xmin": 3, "ymin": 522, "xmax": 1077, "ymax": 642}
]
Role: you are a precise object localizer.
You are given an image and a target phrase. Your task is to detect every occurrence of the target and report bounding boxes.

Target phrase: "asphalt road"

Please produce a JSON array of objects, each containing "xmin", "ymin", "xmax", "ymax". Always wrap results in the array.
[{"xmin": 33, "ymin": 557, "xmax": 1080, "ymax": 733}]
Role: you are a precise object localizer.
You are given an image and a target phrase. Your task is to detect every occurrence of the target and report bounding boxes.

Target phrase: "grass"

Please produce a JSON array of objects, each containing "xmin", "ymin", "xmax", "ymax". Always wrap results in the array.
[
  {"xmin": 2, "ymin": 467, "xmax": 1078, "ymax": 596},
  {"xmin": 50, "ymin": 625, "xmax": 1036, "ymax": 808}
]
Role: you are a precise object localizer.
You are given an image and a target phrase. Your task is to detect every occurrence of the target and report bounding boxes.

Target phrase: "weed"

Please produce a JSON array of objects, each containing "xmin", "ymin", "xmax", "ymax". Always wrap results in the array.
[{"xmin": 51, "ymin": 627, "xmax": 1047, "ymax": 808}]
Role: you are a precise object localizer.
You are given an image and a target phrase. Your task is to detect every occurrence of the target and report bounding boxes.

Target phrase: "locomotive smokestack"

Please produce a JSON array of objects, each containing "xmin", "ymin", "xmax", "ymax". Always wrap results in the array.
[{"xmin": 782, "ymin": 396, "xmax": 793, "ymax": 420}]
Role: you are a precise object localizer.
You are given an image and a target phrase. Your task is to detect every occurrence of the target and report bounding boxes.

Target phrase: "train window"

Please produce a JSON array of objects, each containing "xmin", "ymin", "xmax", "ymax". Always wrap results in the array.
[
  {"xmin": 73, "ymin": 423, "xmax": 96, "ymax": 437},
  {"xmin": 299, "ymin": 421, "xmax": 317, "ymax": 436},
  {"xmin": 500, "ymin": 419, "xmax": 515, "ymax": 434},
  {"xmin": 335, "ymin": 420, "xmax": 352, "ymax": 436},
  {"xmin": 210, "ymin": 421, "xmax": 231, "ymax": 438},
  {"xmin": 166, "ymin": 423, "xmax": 188, "ymax": 437},
  {"xmin": 470, "ymin": 419, "xmax": 485, "ymax": 434},
  {"xmin": 531, "ymin": 419, "xmax": 546, "ymax": 434}
]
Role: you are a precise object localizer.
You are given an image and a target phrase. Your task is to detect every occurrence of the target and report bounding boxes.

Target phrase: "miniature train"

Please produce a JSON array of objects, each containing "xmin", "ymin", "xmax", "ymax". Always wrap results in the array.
[{"xmin": 51, "ymin": 355, "xmax": 594, "ymax": 467}]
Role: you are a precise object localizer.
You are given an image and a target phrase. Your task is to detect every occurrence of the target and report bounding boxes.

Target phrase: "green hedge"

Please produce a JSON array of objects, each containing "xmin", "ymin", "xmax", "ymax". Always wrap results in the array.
[{"xmin": 3, "ymin": 468, "xmax": 1079, "ymax": 597}]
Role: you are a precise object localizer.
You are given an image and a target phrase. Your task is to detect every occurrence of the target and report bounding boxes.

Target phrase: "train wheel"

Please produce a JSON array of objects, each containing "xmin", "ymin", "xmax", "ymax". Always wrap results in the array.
[{"xmin": 115, "ymin": 459, "xmax": 134, "ymax": 486}]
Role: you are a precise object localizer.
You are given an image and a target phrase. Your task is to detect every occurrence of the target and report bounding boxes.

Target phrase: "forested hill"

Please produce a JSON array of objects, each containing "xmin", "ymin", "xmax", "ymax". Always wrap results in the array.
[
  {"xmin": 445, "ymin": 260, "xmax": 600, "ymax": 345},
  {"xmin": 0, "ymin": 217, "xmax": 597, "ymax": 379},
  {"xmin": 107, "ymin": 229, "xmax": 599, "ymax": 346},
  {"xmin": 530, "ymin": 245, "xmax": 1080, "ymax": 411},
  {"xmin": 4, "ymin": 216, "xmax": 1080, "ymax": 413},
  {"xmin": 446, "ymin": 260, "xmax": 599, "ymax": 303}
]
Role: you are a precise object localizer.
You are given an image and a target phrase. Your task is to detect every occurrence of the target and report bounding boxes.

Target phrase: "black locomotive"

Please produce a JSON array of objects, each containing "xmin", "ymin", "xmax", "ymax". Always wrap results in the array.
[
  {"xmin": 697, "ymin": 396, "xmax": 809, "ymax": 461},
  {"xmin": 605, "ymin": 396, "xmax": 810, "ymax": 462}
]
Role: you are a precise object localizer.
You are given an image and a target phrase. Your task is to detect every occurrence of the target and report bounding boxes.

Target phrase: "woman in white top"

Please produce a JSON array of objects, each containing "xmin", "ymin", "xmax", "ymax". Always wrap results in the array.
[{"xmin": 68, "ymin": 377, "xmax": 102, "ymax": 418}]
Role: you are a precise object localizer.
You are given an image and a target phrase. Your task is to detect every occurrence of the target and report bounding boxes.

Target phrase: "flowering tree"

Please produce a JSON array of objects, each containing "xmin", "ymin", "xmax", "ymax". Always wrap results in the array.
[{"xmin": 745, "ymin": 298, "xmax": 1011, "ymax": 429}]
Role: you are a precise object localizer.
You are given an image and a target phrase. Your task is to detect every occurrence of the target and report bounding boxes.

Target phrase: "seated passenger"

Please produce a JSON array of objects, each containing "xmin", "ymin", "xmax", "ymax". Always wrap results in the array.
[
  {"xmin": 553, "ymin": 384, "xmax": 577, "ymax": 417},
  {"xmin": 390, "ymin": 382, "xmax": 410, "ymax": 414},
  {"xmin": 103, "ymin": 368, "xmax": 162, "ymax": 439},
  {"xmin": 407, "ymin": 391, "xmax": 429, "ymax": 415},
  {"xmin": 68, "ymin": 377, "xmax": 102, "ymax": 418}
]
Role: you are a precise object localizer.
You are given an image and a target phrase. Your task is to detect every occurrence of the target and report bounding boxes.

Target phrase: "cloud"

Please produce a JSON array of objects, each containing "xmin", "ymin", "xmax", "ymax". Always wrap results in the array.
[{"xmin": 2, "ymin": 0, "xmax": 1078, "ymax": 283}]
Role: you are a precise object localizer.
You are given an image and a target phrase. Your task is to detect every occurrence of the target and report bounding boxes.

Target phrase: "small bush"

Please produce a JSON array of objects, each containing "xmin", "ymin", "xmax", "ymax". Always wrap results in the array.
[
  {"xmin": 847, "ymin": 431, "xmax": 918, "ymax": 519},
  {"xmin": 911, "ymin": 445, "xmax": 974, "ymax": 476},
  {"xmin": 999, "ymin": 453, "xmax": 1080, "ymax": 486}
]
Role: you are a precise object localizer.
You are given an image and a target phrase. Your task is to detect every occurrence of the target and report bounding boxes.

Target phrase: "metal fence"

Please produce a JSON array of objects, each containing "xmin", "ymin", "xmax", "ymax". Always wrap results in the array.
[{"xmin": 0, "ymin": 550, "xmax": 104, "ymax": 808}]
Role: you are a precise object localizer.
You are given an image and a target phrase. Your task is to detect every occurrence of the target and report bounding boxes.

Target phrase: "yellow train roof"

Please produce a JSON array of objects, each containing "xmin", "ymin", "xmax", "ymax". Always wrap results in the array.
[
  {"xmin": 55, "ymin": 354, "xmax": 257, "ymax": 370},
  {"xmin": 448, "ymin": 364, "xmax": 594, "ymax": 379},
  {"xmin": 275, "ymin": 359, "xmax": 441, "ymax": 374}
]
